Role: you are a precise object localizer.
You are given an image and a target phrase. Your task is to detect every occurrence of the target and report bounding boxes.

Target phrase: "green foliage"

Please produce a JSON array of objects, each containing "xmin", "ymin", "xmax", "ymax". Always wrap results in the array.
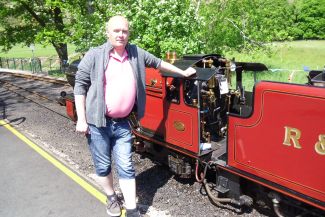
[
  {"xmin": 0, "ymin": 0, "xmax": 324, "ymax": 61},
  {"xmin": 200, "ymin": 0, "xmax": 292, "ymax": 53},
  {"xmin": 292, "ymin": 0, "xmax": 325, "ymax": 39},
  {"xmin": 68, "ymin": 0, "xmax": 202, "ymax": 57},
  {"xmin": 127, "ymin": 0, "xmax": 203, "ymax": 57},
  {"xmin": 199, "ymin": 0, "xmax": 324, "ymax": 54},
  {"xmin": 0, "ymin": 0, "xmax": 81, "ymax": 61}
]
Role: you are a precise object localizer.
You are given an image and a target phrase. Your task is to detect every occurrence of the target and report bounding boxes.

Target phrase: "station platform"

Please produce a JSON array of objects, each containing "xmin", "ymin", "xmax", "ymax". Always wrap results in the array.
[{"xmin": 0, "ymin": 120, "xmax": 113, "ymax": 217}]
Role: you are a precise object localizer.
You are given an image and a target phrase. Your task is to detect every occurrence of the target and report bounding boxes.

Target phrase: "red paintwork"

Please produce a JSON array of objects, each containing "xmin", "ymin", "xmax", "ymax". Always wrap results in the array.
[
  {"xmin": 228, "ymin": 81, "xmax": 325, "ymax": 209},
  {"xmin": 66, "ymin": 97, "xmax": 77, "ymax": 122},
  {"xmin": 132, "ymin": 130, "xmax": 200, "ymax": 159},
  {"xmin": 141, "ymin": 68, "xmax": 165, "ymax": 135},
  {"xmin": 140, "ymin": 68, "xmax": 200, "ymax": 154},
  {"xmin": 165, "ymin": 99, "xmax": 198, "ymax": 153}
]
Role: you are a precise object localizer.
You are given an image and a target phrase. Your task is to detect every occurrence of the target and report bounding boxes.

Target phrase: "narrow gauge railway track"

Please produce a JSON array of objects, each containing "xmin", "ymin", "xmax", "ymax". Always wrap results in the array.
[
  {"xmin": 0, "ymin": 71, "xmax": 69, "ymax": 86},
  {"xmin": 0, "ymin": 72, "xmax": 72, "ymax": 120}
]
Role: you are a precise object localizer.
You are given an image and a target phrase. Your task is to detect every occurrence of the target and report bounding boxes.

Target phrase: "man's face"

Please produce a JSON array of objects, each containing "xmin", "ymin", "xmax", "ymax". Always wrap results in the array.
[{"xmin": 107, "ymin": 17, "xmax": 129, "ymax": 50}]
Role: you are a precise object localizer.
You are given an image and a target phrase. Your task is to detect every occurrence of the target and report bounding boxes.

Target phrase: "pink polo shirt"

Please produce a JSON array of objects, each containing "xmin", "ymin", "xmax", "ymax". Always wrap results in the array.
[{"xmin": 104, "ymin": 50, "xmax": 136, "ymax": 118}]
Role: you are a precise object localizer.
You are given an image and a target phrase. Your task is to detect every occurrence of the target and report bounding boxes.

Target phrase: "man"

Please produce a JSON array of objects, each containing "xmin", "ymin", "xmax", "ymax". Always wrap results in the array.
[{"xmin": 74, "ymin": 15, "xmax": 195, "ymax": 217}]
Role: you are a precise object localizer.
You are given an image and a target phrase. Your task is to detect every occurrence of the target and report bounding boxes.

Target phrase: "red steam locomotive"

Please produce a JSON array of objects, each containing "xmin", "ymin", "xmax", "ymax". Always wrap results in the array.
[{"xmin": 63, "ymin": 54, "xmax": 325, "ymax": 216}]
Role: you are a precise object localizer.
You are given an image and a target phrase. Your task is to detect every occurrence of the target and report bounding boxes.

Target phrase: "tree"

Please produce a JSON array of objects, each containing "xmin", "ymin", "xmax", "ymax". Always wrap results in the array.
[
  {"xmin": 0, "ymin": 0, "xmax": 84, "ymax": 62},
  {"xmin": 0, "ymin": 0, "xmax": 202, "ymax": 61},
  {"xmin": 292, "ymin": 0, "xmax": 325, "ymax": 39},
  {"xmin": 199, "ymin": 0, "xmax": 298, "ymax": 54},
  {"xmin": 68, "ymin": 0, "xmax": 203, "ymax": 57},
  {"xmin": 1, "ymin": 0, "xmax": 323, "ymax": 63},
  {"xmin": 127, "ymin": 0, "xmax": 203, "ymax": 57}
]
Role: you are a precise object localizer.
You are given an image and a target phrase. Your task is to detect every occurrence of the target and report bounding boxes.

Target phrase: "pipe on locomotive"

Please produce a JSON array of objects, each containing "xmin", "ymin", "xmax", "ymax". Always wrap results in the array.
[
  {"xmin": 272, "ymin": 198, "xmax": 285, "ymax": 217},
  {"xmin": 203, "ymin": 179, "xmax": 253, "ymax": 207},
  {"xmin": 269, "ymin": 192, "xmax": 286, "ymax": 217},
  {"xmin": 195, "ymin": 159, "xmax": 207, "ymax": 183},
  {"xmin": 195, "ymin": 160, "xmax": 253, "ymax": 207}
]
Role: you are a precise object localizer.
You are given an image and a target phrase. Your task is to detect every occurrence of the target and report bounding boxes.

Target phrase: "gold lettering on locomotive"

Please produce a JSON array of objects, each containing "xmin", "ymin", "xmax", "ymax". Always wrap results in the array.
[
  {"xmin": 283, "ymin": 126, "xmax": 302, "ymax": 149},
  {"xmin": 315, "ymin": 135, "xmax": 325, "ymax": 155}
]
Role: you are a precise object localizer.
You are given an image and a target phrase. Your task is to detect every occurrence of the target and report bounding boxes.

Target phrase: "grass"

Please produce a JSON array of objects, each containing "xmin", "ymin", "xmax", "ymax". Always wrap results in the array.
[
  {"xmin": 3, "ymin": 40, "xmax": 323, "ymax": 68},
  {"xmin": 0, "ymin": 44, "xmax": 80, "ymax": 78},
  {"xmin": 225, "ymin": 40, "xmax": 325, "ymax": 90},
  {"xmin": 226, "ymin": 40, "xmax": 325, "ymax": 70},
  {"xmin": 0, "ymin": 44, "xmax": 77, "ymax": 58},
  {"xmin": 0, "ymin": 40, "xmax": 324, "ymax": 84}
]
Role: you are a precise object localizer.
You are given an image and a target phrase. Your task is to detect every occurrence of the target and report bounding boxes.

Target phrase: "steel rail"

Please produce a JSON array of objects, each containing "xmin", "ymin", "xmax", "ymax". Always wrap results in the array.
[{"xmin": 0, "ymin": 80, "xmax": 71, "ymax": 120}]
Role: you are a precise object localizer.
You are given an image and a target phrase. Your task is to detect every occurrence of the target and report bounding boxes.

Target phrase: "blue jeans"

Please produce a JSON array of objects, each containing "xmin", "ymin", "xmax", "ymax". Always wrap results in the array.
[{"xmin": 87, "ymin": 118, "xmax": 135, "ymax": 179}]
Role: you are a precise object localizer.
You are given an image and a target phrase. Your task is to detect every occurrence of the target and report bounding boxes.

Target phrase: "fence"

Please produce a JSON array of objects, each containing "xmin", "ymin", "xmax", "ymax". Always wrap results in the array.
[{"xmin": 0, "ymin": 57, "xmax": 67, "ymax": 75}]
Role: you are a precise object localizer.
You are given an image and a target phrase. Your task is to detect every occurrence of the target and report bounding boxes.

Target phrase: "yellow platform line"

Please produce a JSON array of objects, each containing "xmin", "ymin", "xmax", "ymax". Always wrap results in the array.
[{"xmin": 0, "ymin": 120, "xmax": 106, "ymax": 204}]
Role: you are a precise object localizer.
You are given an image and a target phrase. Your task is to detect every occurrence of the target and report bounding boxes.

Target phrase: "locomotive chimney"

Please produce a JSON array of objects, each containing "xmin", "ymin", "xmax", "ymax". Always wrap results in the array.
[
  {"xmin": 166, "ymin": 51, "xmax": 177, "ymax": 64},
  {"xmin": 166, "ymin": 51, "xmax": 171, "ymax": 61},
  {"xmin": 172, "ymin": 51, "xmax": 177, "ymax": 60}
]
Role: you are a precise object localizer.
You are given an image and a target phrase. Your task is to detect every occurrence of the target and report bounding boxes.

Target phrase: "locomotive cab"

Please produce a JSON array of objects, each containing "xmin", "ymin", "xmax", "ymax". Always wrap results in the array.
[
  {"xmin": 133, "ymin": 55, "xmax": 227, "ymax": 157},
  {"xmin": 131, "ymin": 54, "xmax": 266, "ymax": 172}
]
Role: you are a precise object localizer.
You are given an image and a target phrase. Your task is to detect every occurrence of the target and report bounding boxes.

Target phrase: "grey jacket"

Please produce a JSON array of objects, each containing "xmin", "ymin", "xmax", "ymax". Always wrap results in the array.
[{"xmin": 74, "ymin": 41, "xmax": 162, "ymax": 127}]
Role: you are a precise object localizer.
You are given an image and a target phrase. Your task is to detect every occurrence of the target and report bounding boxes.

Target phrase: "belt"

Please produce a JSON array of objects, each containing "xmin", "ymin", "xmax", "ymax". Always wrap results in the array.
[{"xmin": 106, "ymin": 116, "xmax": 128, "ymax": 122}]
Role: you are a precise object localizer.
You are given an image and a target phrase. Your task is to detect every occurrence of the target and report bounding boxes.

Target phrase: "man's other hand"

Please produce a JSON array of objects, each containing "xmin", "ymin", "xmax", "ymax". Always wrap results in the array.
[{"xmin": 76, "ymin": 119, "xmax": 89, "ymax": 135}]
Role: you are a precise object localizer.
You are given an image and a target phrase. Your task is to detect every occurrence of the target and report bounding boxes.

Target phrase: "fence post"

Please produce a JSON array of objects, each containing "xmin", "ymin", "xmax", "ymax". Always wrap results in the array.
[
  {"xmin": 21, "ymin": 59, "xmax": 24, "ymax": 70},
  {"xmin": 13, "ymin": 58, "xmax": 16, "ymax": 69},
  {"xmin": 49, "ymin": 58, "xmax": 52, "ymax": 71},
  {"xmin": 0, "ymin": 57, "xmax": 2, "ymax": 68},
  {"xmin": 38, "ymin": 58, "xmax": 42, "ymax": 73},
  {"xmin": 31, "ymin": 58, "xmax": 35, "ymax": 73}
]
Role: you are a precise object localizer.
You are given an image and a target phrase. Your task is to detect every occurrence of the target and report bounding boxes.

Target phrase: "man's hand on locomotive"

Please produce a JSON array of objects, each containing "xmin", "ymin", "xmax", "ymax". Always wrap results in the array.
[
  {"xmin": 159, "ymin": 60, "xmax": 196, "ymax": 77},
  {"xmin": 183, "ymin": 66, "xmax": 196, "ymax": 77}
]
